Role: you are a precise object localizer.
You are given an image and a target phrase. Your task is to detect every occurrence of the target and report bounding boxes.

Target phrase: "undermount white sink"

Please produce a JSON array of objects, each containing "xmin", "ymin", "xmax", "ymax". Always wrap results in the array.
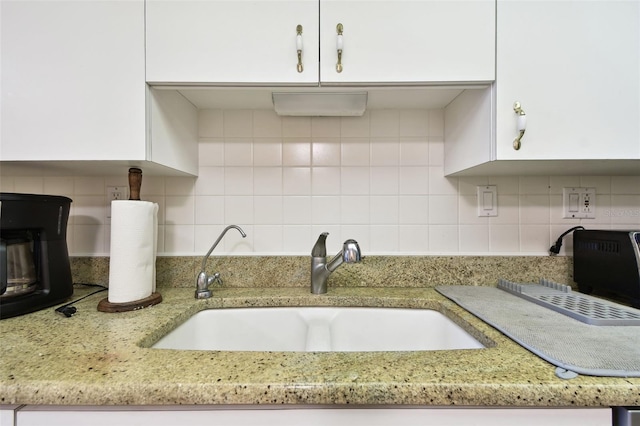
[{"xmin": 152, "ymin": 307, "xmax": 485, "ymax": 352}]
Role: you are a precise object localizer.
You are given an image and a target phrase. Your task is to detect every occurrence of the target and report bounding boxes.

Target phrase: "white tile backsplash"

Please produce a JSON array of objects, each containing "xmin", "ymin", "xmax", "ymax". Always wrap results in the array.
[
  {"xmin": 429, "ymin": 195, "xmax": 458, "ymax": 225},
  {"xmin": 165, "ymin": 224, "xmax": 195, "ymax": 253},
  {"xmin": 224, "ymin": 140, "xmax": 252, "ymax": 166},
  {"xmin": 253, "ymin": 167, "xmax": 283, "ymax": 196},
  {"xmin": 370, "ymin": 110, "xmax": 399, "ymax": 137},
  {"xmin": 282, "ymin": 116, "xmax": 311, "ymax": 138},
  {"xmin": 459, "ymin": 224, "xmax": 489, "ymax": 252},
  {"xmin": 612, "ymin": 176, "xmax": 640, "ymax": 194},
  {"xmin": 489, "ymin": 225, "xmax": 520, "ymax": 253},
  {"xmin": 43, "ymin": 177, "xmax": 74, "ymax": 197},
  {"xmin": 370, "ymin": 167, "xmax": 399, "ymax": 195},
  {"xmin": 311, "ymin": 140, "xmax": 341, "ymax": 166},
  {"xmin": 283, "ymin": 196, "xmax": 311, "ymax": 224},
  {"xmin": 195, "ymin": 167, "xmax": 224, "ymax": 195},
  {"xmin": 224, "ymin": 167, "xmax": 253, "ymax": 195},
  {"xmin": 520, "ymin": 225, "xmax": 550, "ymax": 253},
  {"xmin": 165, "ymin": 195, "xmax": 194, "ymax": 225},
  {"xmin": 253, "ymin": 225, "xmax": 283, "ymax": 252},
  {"xmin": 311, "ymin": 167, "xmax": 341, "ymax": 195},
  {"xmin": 341, "ymin": 138, "xmax": 370, "ymax": 166},
  {"xmin": 282, "ymin": 140, "xmax": 311, "ymax": 166},
  {"xmin": 399, "ymin": 138, "xmax": 429, "ymax": 166},
  {"xmin": 311, "ymin": 196, "xmax": 341, "ymax": 224},
  {"xmin": 428, "ymin": 225, "xmax": 459, "ymax": 252},
  {"xmin": 341, "ymin": 114, "xmax": 370, "ymax": 137},
  {"xmin": 253, "ymin": 110, "xmax": 282, "ymax": 137},
  {"xmin": 195, "ymin": 196, "xmax": 225, "ymax": 225},
  {"xmin": 253, "ymin": 196, "xmax": 283, "ymax": 225},
  {"xmin": 370, "ymin": 225, "xmax": 399, "ymax": 252},
  {"xmin": 7, "ymin": 108, "xmax": 639, "ymax": 256},
  {"xmin": 399, "ymin": 110, "xmax": 428, "ymax": 137},
  {"xmin": 311, "ymin": 117, "xmax": 341, "ymax": 137},
  {"xmin": 198, "ymin": 110, "xmax": 223, "ymax": 138},
  {"xmin": 370, "ymin": 196, "xmax": 399, "ymax": 224},
  {"xmin": 283, "ymin": 167, "xmax": 311, "ymax": 195},
  {"xmin": 223, "ymin": 196, "xmax": 253, "ymax": 224},
  {"xmin": 399, "ymin": 196, "xmax": 428, "ymax": 225},
  {"xmin": 223, "ymin": 110, "xmax": 253, "ymax": 137},
  {"xmin": 341, "ymin": 195, "xmax": 369, "ymax": 224},
  {"xmin": 399, "ymin": 167, "xmax": 429, "ymax": 195},
  {"xmin": 398, "ymin": 225, "xmax": 428, "ymax": 252},
  {"xmin": 519, "ymin": 195, "xmax": 550, "ymax": 224},
  {"xmin": 370, "ymin": 139, "xmax": 400, "ymax": 166},
  {"xmin": 340, "ymin": 167, "xmax": 370, "ymax": 195}
]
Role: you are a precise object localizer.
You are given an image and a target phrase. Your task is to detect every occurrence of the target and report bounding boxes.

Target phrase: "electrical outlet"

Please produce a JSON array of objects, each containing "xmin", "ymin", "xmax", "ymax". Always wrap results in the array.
[
  {"xmin": 563, "ymin": 187, "xmax": 595, "ymax": 219},
  {"xmin": 106, "ymin": 186, "xmax": 128, "ymax": 218}
]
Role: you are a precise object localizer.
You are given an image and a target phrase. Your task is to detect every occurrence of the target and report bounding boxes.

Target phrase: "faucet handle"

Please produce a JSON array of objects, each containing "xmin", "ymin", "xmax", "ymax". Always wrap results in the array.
[
  {"xmin": 208, "ymin": 272, "xmax": 223, "ymax": 287},
  {"xmin": 312, "ymin": 232, "xmax": 329, "ymax": 257}
]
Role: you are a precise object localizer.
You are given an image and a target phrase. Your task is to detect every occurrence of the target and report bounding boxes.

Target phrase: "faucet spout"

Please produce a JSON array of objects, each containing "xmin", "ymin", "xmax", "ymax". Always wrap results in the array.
[
  {"xmin": 196, "ymin": 225, "xmax": 246, "ymax": 299},
  {"xmin": 326, "ymin": 239, "xmax": 362, "ymax": 272},
  {"xmin": 311, "ymin": 233, "xmax": 361, "ymax": 294}
]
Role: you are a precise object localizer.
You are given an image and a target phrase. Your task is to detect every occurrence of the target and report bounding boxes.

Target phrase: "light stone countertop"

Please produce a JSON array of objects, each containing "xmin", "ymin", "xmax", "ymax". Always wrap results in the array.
[{"xmin": 1, "ymin": 285, "xmax": 639, "ymax": 407}]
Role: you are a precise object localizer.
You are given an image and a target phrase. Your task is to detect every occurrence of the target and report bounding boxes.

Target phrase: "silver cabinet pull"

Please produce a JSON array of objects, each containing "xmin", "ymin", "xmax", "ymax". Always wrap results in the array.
[
  {"xmin": 513, "ymin": 101, "xmax": 527, "ymax": 150},
  {"xmin": 336, "ymin": 23, "xmax": 344, "ymax": 73},
  {"xmin": 296, "ymin": 25, "xmax": 304, "ymax": 73}
]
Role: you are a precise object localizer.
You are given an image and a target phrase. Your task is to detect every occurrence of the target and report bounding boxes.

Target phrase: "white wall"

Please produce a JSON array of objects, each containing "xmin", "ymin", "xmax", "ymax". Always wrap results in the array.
[{"xmin": 1, "ymin": 108, "xmax": 639, "ymax": 256}]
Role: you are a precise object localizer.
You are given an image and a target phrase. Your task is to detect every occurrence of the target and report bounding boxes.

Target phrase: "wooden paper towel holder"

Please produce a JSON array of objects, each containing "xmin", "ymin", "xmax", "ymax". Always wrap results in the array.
[
  {"xmin": 97, "ymin": 292, "xmax": 163, "ymax": 313},
  {"xmin": 98, "ymin": 167, "xmax": 162, "ymax": 313}
]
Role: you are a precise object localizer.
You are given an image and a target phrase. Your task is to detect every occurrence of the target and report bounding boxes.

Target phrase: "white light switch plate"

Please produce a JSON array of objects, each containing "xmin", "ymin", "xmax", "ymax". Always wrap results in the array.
[
  {"xmin": 477, "ymin": 185, "xmax": 497, "ymax": 217},
  {"xmin": 562, "ymin": 187, "xmax": 595, "ymax": 219}
]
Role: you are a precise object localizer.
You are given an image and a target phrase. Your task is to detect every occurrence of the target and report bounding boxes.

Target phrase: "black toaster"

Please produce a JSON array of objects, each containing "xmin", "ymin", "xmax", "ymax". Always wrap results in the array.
[{"xmin": 573, "ymin": 229, "xmax": 640, "ymax": 308}]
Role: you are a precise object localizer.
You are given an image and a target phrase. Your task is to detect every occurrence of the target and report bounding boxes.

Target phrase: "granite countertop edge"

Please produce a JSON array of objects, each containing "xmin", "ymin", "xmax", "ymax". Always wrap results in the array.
[{"xmin": 1, "ymin": 286, "xmax": 639, "ymax": 408}]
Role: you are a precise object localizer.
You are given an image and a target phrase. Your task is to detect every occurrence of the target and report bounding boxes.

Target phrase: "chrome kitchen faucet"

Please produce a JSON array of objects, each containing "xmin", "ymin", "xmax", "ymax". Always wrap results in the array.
[
  {"xmin": 311, "ymin": 232, "xmax": 361, "ymax": 294},
  {"xmin": 195, "ymin": 225, "xmax": 246, "ymax": 299}
]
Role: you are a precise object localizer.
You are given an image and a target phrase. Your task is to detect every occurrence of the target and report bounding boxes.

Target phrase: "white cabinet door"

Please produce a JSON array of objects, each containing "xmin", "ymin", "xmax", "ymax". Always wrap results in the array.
[
  {"xmin": 444, "ymin": 0, "xmax": 640, "ymax": 175},
  {"xmin": 15, "ymin": 406, "xmax": 611, "ymax": 426},
  {"xmin": 145, "ymin": 0, "xmax": 319, "ymax": 85},
  {"xmin": 1, "ymin": 0, "xmax": 146, "ymax": 162},
  {"xmin": 0, "ymin": 406, "xmax": 19, "ymax": 426},
  {"xmin": 145, "ymin": 0, "xmax": 495, "ymax": 86},
  {"xmin": 495, "ymin": 0, "xmax": 640, "ymax": 161},
  {"xmin": 320, "ymin": 0, "xmax": 495, "ymax": 84}
]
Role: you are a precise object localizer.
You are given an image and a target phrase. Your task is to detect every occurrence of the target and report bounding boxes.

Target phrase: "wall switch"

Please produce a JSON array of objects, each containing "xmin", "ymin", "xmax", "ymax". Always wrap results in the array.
[
  {"xmin": 106, "ymin": 186, "xmax": 128, "ymax": 218},
  {"xmin": 477, "ymin": 185, "xmax": 498, "ymax": 217},
  {"xmin": 562, "ymin": 187, "xmax": 595, "ymax": 219}
]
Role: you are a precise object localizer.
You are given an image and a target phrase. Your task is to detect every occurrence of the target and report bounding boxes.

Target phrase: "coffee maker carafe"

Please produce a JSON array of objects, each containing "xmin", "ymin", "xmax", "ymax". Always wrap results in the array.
[{"xmin": 0, "ymin": 193, "xmax": 73, "ymax": 319}]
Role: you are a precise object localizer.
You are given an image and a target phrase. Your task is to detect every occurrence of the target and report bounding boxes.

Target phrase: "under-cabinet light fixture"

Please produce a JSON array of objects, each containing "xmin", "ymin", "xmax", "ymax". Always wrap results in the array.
[{"xmin": 272, "ymin": 92, "xmax": 367, "ymax": 116}]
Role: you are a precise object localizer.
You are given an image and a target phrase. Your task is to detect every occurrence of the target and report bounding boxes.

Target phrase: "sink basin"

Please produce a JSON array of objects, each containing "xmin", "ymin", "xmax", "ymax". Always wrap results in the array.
[{"xmin": 152, "ymin": 307, "xmax": 485, "ymax": 352}]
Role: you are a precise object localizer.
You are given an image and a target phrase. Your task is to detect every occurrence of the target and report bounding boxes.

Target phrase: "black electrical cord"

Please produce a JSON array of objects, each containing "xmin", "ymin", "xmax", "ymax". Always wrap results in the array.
[
  {"xmin": 549, "ymin": 226, "xmax": 585, "ymax": 256},
  {"xmin": 55, "ymin": 283, "xmax": 108, "ymax": 317}
]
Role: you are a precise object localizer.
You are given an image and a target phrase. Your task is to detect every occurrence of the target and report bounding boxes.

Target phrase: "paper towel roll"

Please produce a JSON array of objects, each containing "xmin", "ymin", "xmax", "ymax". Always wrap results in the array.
[{"xmin": 108, "ymin": 200, "xmax": 159, "ymax": 303}]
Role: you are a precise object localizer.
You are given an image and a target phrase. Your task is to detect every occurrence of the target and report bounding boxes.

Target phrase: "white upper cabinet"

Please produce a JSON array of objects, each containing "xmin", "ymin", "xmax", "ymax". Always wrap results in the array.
[
  {"xmin": 444, "ymin": 0, "xmax": 640, "ymax": 175},
  {"xmin": 145, "ymin": 0, "xmax": 495, "ymax": 85},
  {"xmin": 495, "ymin": 0, "xmax": 639, "ymax": 161},
  {"xmin": 319, "ymin": 0, "xmax": 495, "ymax": 84},
  {"xmin": 1, "ymin": 0, "xmax": 198, "ymax": 176},
  {"xmin": 146, "ymin": 0, "xmax": 320, "ymax": 85},
  {"xmin": 1, "ymin": 0, "xmax": 146, "ymax": 162}
]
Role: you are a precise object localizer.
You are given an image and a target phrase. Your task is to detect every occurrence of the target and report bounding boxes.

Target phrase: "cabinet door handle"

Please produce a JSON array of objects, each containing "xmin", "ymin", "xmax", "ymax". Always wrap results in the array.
[
  {"xmin": 336, "ymin": 23, "xmax": 344, "ymax": 73},
  {"xmin": 513, "ymin": 102, "xmax": 527, "ymax": 150},
  {"xmin": 296, "ymin": 25, "xmax": 304, "ymax": 73}
]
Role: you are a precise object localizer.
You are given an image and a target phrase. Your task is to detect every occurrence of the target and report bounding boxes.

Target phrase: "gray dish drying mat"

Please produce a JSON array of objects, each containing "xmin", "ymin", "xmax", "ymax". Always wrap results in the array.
[{"xmin": 436, "ymin": 285, "xmax": 640, "ymax": 378}]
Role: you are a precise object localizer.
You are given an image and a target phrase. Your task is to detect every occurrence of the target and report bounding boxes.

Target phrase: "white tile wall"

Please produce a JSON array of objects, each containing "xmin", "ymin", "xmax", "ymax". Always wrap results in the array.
[{"xmin": 3, "ymin": 108, "xmax": 639, "ymax": 256}]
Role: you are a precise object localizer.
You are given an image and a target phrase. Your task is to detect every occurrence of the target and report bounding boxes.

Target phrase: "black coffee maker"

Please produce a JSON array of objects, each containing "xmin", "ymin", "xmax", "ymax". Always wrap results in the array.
[{"xmin": 0, "ymin": 193, "xmax": 73, "ymax": 319}]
